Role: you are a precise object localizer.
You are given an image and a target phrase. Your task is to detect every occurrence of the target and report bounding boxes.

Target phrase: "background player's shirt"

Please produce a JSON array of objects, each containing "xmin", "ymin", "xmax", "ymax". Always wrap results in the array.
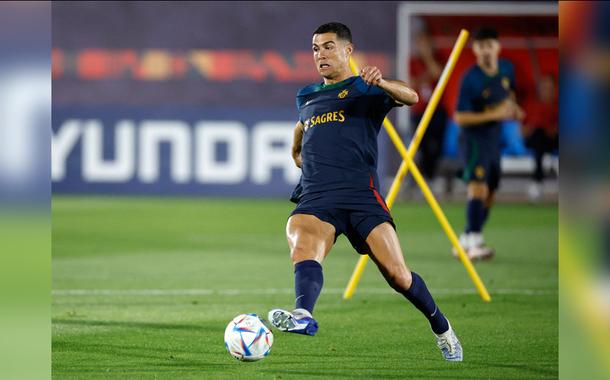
[
  {"xmin": 292, "ymin": 76, "xmax": 401, "ymax": 202},
  {"xmin": 456, "ymin": 59, "xmax": 515, "ymax": 157}
]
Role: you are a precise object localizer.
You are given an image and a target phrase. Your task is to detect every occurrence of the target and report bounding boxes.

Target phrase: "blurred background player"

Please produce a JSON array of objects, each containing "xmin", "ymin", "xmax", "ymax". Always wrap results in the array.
[
  {"xmin": 522, "ymin": 74, "xmax": 558, "ymax": 202},
  {"xmin": 453, "ymin": 27, "xmax": 524, "ymax": 260},
  {"xmin": 409, "ymin": 21, "xmax": 448, "ymax": 193},
  {"xmin": 268, "ymin": 22, "xmax": 463, "ymax": 361}
]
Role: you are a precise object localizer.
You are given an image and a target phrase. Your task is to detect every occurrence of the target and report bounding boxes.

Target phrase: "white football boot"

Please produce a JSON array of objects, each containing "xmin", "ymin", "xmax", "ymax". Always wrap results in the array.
[
  {"xmin": 467, "ymin": 233, "xmax": 495, "ymax": 261},
  {"xmin": 267, "ymin": 308, "xmax": 318, "ymax": 336},
  {"xmin": 452, "ymin": 233, "xmax": 494, "ymax": 261},
  {"xmin": 434, "ymin": 321, "xmax": 463, "ymax": 362},
  {"xmin": 452, "ymin": 233, "xmax": 471, "ymax": 258}
]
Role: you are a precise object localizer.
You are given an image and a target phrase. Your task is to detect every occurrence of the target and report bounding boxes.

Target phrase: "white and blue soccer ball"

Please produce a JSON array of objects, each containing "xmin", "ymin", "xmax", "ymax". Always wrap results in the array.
[{"xmin": 224, "ymin": 313, "xmax": 273, "ymax": 361}]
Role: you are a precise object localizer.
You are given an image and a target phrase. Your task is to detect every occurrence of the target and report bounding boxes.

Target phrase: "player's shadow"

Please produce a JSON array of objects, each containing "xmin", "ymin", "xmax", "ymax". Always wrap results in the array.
[
  {"xmin": 52, "ymin": 318, "xmax": 203, "ymax": 331},
  {"xmin": 52, "ymin": 319, "xmax": 228, "ymax": 371},
  {"xmin": 54, "ymin": 342, "xmax": 211, "ymax": 367},
  {"xmin": 53, "ymin": 336, "xmax": 230, "ymax": 373}
]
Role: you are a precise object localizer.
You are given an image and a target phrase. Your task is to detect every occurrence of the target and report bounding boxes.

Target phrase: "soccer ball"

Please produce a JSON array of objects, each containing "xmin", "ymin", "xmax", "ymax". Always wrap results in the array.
[{"xmin": 224, "ymin": 314, "xmax": 273, "ymax": 361}]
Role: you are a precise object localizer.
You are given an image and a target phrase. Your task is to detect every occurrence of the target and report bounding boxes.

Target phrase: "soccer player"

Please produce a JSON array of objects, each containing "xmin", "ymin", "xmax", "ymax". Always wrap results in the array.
[
  {"xmin": 267, "ymin": 22, "xmax": 462, "ymax": 362},
  {"xmin": 453, "ymin": 27, "xmax": 524, "ymax": 260}
]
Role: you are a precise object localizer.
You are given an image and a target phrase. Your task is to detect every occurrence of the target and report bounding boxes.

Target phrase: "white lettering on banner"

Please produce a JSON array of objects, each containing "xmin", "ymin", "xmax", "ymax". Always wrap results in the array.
[
  {"xmin": 82, "ymin": 120, "xmax": 136, "ymax": 182},
  {"xmin": 138, "ymin": 121, "xmax": 191, "ymax": 183},
  {"xmin": 251, "ymin": 122, "xmax": 301, "ymax": 185},
  {"xmin": 195, "ymin": 121, "xmax": 247, "ymax": 183},
  {"xmin": 51, "ymin": 119, "xmax": 81, "ymax": 181},
  {"xmin": 51, "ymin": 119, "xmax": 301, "ymax": 186}
]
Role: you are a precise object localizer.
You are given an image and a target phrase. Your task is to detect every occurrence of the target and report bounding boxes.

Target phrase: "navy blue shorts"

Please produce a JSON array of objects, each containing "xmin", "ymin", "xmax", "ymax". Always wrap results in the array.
[
  {"xmin": 290, "ymin": 188, "xmax": 395, "ymax": 255},
  {"xmin": 459, "ymin": 134, "xmax": 501, "ymax": 192}
]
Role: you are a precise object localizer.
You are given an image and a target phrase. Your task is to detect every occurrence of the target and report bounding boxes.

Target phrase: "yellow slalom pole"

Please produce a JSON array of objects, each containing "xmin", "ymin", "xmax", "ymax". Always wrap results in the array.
[
  {"xmin": 344, "ymin": 30, "xmax": 469, "ymax": 300},
  {"xmin": 407, "ymin": 158, "xmax": 491, "ymax": 301},
  {"xmin": 344, "ymin": 29, "xmax": 491, "ymax": 302},
  {"xmin": 386, "ymin": 29, "xmax": 469, "ymax": 208}
]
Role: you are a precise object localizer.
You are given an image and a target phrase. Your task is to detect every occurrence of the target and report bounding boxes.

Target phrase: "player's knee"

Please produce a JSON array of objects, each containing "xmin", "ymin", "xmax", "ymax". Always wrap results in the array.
[
  {"xmin": 290, "ymin": 244, "xmax": 318, "ymax": 264},
  {"xmin": 387, "ymin": 269, "xmax": 413, "ymax": 293},
  {"xmin": 468, "ymin": 182, "xmax": 488, "ymax": 200}
]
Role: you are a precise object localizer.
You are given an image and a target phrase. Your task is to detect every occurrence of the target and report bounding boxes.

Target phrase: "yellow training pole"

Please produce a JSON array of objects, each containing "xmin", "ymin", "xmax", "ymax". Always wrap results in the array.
[
  {"xmin": 386, "ymin": 29, "xmax": 469, "ymax": 209},
  {"xmin": 407, "ymin": 157, "xmax": 491, "ymax": 302},
  {"xmin": 343, "ymin": 29, "xmax": 491, "ymax": 302},
  {"xmin": 344, "ymin": 30, "xmax": 468, "ymax": 300}
]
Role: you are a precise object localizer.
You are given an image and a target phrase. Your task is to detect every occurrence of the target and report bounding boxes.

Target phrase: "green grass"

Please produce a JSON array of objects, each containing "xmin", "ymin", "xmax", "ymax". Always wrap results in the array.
[{"xmin": 52, "ymin": 197, "xmax": 557, "ymax": 379}]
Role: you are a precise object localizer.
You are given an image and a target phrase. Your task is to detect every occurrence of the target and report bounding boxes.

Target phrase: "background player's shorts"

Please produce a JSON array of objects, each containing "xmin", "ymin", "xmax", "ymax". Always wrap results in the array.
[
  {"xmin": 459, "ymin": 134, "xmax": 502, "ymax": 192},
  {"xmin": 290, "ymin": 189, "xmax": 394, "ymax": 255}
]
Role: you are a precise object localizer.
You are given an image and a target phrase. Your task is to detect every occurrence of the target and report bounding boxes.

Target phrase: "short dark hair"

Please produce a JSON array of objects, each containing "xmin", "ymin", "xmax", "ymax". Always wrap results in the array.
[
  {"xmin": 473, "ymin": 27, "xmax": 499, "ymax": 41},
  {"xmin": 313, "ymin": 22, "xmax": 352, "ymax": 43}
]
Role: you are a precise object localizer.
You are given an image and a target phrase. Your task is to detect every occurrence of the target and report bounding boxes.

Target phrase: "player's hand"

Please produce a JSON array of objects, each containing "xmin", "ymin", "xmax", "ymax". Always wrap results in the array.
[
  {"xmin": 360, "ymin": 66, "xmax": 383, "ymax": 86},
  {"xmin": 293, "ymin": 154, "xmax": 302, "ymax": 168},
  {"xmin": 514, "ymin": 104, "xmax": 526, "ymax": 121},
  {"xmin": 491, "ymin": 100, "xmax": 516, "ymax": 121}
]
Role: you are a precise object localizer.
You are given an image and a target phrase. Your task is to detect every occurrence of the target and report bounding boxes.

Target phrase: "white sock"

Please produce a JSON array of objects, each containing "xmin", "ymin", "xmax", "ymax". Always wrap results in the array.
[
  {"xmin": 469, "ymin": 232, "xmax": 484, "ymax": 248},
  {"xmin": 459, "ymin": 233, "xmax": 470, "ymax": 250}
]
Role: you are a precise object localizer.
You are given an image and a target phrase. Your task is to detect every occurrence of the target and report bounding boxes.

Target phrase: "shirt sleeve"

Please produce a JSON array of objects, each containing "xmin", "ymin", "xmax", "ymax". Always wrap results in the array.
[
  {"xmin": 358, "ymin": 80, "xmax": 402, "ymax": 119},
  {"xmin": 380, "ymin": 91, "xmax": 403, "ymax": 114},
  {"xmin": 456, "ymin": 74, "xmax": 474, "ymax": 112}
]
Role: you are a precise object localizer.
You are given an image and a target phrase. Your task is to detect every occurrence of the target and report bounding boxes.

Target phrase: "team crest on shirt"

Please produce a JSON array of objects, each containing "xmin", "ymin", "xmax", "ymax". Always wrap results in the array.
[
  {"xmin": 502, "ymin": 77, "xmax": 510, "ymax": 89},
  {"xmin": 338, "ymin": 89, "xmax": 349, "ymax": 99},
  {"xmin": 475, "ymin": 165, "xmax": 486, "ymax": 179},
  {"xmin": 502, "ymin": 77, "xmax": 510, "ymax": 90}
]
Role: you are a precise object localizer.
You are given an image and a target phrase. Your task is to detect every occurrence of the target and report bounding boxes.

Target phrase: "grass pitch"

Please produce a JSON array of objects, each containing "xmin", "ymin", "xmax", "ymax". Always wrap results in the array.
[{"xmin": 52, "ymin": 197, "xmax": 557, "ymax": 379}]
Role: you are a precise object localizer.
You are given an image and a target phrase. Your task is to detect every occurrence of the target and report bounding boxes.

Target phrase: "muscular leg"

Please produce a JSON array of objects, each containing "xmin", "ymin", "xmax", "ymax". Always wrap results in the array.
[
  {"xmin": 286, "ymin": 214, "xmax": 335, "ymax": 314},
  {"xmin": 366, "ymin": 222, "xmax": 449, "ymax": 334},
  {"xmin": 286, "ymin": 214, "xmax": 335, "ymax": 264},
  {"xmin": 466, "ymin": 181, "xmax": 488, "ymax": 234}
]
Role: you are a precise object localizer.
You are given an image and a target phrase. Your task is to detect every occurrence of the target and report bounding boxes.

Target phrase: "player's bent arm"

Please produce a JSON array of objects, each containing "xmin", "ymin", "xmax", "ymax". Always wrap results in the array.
[
  {"xmin": 454, "ymin": 100, "xmax": 513, "ymax": 127},
  {"xmin": 454, "ymin": 110, "xmax": 500, "ymax": 127},
  {"xmin": 378, "ymin": 79, "xmax": 419, "ymax": 106},
  {"xmin": 292, "ymin": 121, "xmax": 304, "ymax": 168},
  {"xmin": 360, "ymin": 66, "xmax": 418, "ymax": 106}
]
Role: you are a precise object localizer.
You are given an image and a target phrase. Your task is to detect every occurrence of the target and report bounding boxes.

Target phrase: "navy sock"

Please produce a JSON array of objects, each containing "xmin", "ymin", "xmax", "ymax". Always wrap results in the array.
[
  {"xmin": 294, "ymin": 260, "xmax": 323, "ymax": 314},
  {"xmin": 402, "ymin": 272, "xmax": 449, "ymax": 334},
  {"xmin": 466, "ymin": 198, "xmax": 485, "ymax": 233}
]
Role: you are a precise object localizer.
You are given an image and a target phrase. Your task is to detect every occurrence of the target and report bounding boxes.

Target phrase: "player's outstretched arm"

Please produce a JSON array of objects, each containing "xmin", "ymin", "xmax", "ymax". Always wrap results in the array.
[
  {"xmin": 292, "ymin": 121, "xmax": 304, "ymax": 168},
  {"xmin": 360, "ymin": 66, "xmax": 418, "ymax": 106}
]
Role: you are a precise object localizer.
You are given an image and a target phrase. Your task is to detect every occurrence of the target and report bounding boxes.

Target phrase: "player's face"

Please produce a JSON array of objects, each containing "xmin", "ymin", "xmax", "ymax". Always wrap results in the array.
[
  {"xmin": 472, "ymin": 39, "xmax": 501, "ymax": 68},
  {"xmin": 312, "ymin": 33, "xmax": 353, "ymax": 79}
]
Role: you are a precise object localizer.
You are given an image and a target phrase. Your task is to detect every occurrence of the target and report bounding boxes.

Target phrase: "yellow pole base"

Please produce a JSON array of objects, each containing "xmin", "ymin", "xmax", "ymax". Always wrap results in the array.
[{"xmin": 342, "ymin": 255, "xmax": 369, "ymax": 300}]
